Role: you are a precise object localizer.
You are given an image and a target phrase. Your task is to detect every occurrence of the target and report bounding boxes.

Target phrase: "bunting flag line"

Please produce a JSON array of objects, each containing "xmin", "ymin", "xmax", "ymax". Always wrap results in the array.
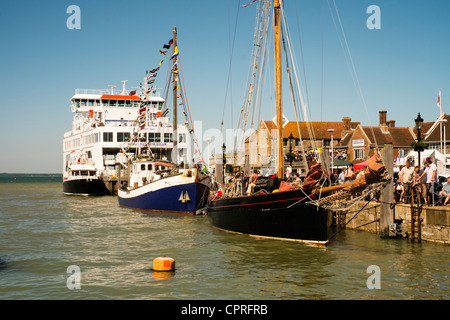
[
  {"xmin": 147, "ymin": 73, "xmax": 157, "ymax": 79},
  {"xmin": 147, "ymin": 79, "xmax": 155, "ymax": 84},
  {"xmin": 159, "ymin": 50, "xmax": 168, "ymax": 55},
  {"xmin": 149, "ymin": 67, "xmax": 160, "ymax": 73},
  {"xmin": 241, "ymin": 0, "xmax": 257, "ymax": 8}
]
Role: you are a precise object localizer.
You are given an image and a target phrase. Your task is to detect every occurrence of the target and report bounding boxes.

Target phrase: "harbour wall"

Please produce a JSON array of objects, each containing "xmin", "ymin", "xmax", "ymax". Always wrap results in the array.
[{"xmin": 340, "ymin": 202, "xmax": 450, "ymax": 245}]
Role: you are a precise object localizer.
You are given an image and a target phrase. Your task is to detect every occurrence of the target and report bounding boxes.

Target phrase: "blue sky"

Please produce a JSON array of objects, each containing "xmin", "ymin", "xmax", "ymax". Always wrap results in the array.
[{"xmin": 0, "ymin": 0, "xmax": 449, "ymax": 173}]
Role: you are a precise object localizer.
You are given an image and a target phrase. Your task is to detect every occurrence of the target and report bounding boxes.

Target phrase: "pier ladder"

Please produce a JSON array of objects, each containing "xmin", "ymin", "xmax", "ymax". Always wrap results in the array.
[{"xmin": 410, "ymin": 185, "xmax": 423, "ymax": 242}]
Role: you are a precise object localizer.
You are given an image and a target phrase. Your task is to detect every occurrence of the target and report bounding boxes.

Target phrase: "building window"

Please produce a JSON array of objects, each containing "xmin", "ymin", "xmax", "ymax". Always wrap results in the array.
[
  {"xmin": 354, "ymin": 149, "xmax": 364, "ymax": 160},
  {"xmin": 179, "ymin": 133, "xmax": 186, "ymax": 143},
  {"xmin": 149, "ymin": 132, "xmax": 161, "ymax": 142},
  {"xmin": 399, "ymin": 149, "xmax": 407, "ymax": 158},
  {"xmin": 103, "ymin": 132, "xmax": 113, "ymax": 142},
  {"xmin": 164, "ymin": 133, "xmax": 173, "ymax": 143},
  {"xmin": 117, "ymin": 132, "xmax": 131, "ymax": 142}
]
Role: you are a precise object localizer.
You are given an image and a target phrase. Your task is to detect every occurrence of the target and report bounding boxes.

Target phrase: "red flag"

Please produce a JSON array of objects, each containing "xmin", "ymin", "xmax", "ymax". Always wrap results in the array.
[{"xmin": 437, "ymin": 90, "xmax": 441, "ymax": 108}]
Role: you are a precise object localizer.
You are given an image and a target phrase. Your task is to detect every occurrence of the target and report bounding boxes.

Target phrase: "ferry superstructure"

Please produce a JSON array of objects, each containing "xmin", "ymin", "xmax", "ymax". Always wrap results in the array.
[{"xmin": 62, "ymin": 82, "xmax": 189, "ymax": 195}]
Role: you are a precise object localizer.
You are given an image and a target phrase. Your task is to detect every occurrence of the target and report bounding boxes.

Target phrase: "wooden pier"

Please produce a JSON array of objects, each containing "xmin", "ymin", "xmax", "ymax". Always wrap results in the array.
[{"xmin": 100, "ymin": 175, "xmax": 127, "ymax": 195}]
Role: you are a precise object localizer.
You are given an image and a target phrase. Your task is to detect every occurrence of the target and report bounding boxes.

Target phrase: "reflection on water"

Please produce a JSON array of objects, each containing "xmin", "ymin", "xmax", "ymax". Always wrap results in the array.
[{"xmin": 0, "ymin": 182, "xmax": 448, "ymax": 300}]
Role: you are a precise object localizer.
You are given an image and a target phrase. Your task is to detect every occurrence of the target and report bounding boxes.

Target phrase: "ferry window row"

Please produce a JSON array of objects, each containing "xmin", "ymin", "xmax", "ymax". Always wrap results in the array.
[
  {"xmin": 82, "ymin": 133, "xmax": 99, "ymax": 145},
  {"xmin": 73, "ymin": 99, "xmax": 164, "ymax": 109},
  {"xmin": 64, "ymin": 138, "xmax": 81, "ymax": 150},
  {"xmin": 136, "ymin": 132, "xmax": 172, "ymax": 143},
  {"xmin": 100, "ymin": 132, "xmax": 174, "ymax": 143}
]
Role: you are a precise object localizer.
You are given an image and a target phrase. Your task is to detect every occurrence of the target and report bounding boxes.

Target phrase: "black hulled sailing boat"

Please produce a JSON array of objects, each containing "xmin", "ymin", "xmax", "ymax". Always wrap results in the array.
[{"xmin": 207, "ymin": 0, "xmax": 388, "ymax": 245}]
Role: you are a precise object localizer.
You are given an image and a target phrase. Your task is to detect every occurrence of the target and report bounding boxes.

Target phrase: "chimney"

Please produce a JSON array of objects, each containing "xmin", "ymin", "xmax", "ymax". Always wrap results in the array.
[
  {"xmin": 388, "ymin": 120, "xmax": 396, "ymax": 127},
  {"xmin": 379, "ymin": 110, "xmax": 387, "ymax": 127},
  {"xmin": 342, "ymin": 117, "xmax": 351, "ymax": 132}
]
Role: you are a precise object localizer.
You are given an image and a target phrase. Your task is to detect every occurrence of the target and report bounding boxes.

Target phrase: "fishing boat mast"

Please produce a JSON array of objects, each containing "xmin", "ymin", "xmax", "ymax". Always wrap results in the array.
[
  {"xmin": 172, "ymin": 26, "xmax": 178, "ymax": 162},
  {"xmin": 274, "ymin": 0, "xmax": 283, "ymax": 178}
]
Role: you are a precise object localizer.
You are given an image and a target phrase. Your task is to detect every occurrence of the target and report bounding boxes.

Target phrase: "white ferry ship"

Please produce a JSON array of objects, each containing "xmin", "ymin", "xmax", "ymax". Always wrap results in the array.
[{"xmin": 62, "ymin": 81, "xmax": 189, "ymax": 195}]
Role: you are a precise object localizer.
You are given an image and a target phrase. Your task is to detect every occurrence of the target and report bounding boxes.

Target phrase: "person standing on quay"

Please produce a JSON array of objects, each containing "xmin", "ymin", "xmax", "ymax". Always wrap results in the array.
[
  {"xmin": 419, "ymin": 157, "xmax": 438, "ymax": 206},
  {"xmin": 399, "ymin": 160, "xmax": 414, "ymax": 204}
]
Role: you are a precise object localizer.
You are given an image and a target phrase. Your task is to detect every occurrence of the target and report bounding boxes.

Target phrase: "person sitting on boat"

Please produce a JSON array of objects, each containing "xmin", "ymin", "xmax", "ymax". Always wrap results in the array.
[
  {"xmin": 438, "ymin": 176, "xmax": 450, "ymax": 205},
  {"xmin": 247, "ymin": 169, "xmax": 259, "ymax": 195},
  {"xmin": 240, "ymin": 171, "xmax": 248, "ymax": 195},
  {"xmin": 345, "ymin": 165, "xmax": 355, "ymax": 183},
  {"xmin": 294, "ymin": 172, "xmax": 302, "ymax": 184},
  {"xmin": 338, "ymin": 169, "xmax": 345, "ymax": 185},
  {"xmin": 234, "ymin": 171, "xmax": 242, "ymax": 195}
]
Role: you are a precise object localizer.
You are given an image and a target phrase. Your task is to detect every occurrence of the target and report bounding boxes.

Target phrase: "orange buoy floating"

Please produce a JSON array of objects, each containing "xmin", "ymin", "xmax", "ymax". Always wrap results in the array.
[{"xmin": 152, "ymin": 256, "xmax": 175, "ymax": 272}]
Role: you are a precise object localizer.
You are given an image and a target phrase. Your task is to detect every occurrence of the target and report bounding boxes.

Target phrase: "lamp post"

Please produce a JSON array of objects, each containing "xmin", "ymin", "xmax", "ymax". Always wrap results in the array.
[
  {"xmin": 328, "ymin": 129, "xmax": 334, "ymax": 171},
  {"xmin": 222, "ymin": 143, "xmax": 226, "ymax": 184},
  {"xmin": 415, "ymin": 113, "xmax": 424, "ymax": 166}
]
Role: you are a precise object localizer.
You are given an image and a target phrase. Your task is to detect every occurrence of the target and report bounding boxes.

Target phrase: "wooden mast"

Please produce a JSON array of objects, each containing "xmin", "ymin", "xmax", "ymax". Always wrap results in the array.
[
  {"xmin": 274, "ymin": 0, "xmax": 283, "ymax": 178},
  {"xmin": 172, "ymin": 26, "xmax": 178, "ymax": 162}
]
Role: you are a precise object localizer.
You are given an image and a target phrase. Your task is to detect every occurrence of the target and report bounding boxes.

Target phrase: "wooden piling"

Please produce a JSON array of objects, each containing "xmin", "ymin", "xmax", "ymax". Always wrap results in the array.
[{"xmin": 380, "ymin": 144, "xmax": 394, "ymax": 238}]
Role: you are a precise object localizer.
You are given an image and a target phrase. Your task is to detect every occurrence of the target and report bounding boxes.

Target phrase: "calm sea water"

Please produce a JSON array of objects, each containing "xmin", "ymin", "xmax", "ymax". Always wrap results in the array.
[{"xmin": 0, "ymin": 175, "xmax": 448, "ymax": 300}]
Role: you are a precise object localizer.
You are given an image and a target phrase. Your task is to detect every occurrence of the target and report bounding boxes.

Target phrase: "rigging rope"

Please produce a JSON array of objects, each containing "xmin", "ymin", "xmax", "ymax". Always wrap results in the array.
[
  {"xmin": 326, "ymin": 0, "xmax": 383, "ymax": 164},
  {"xmin": 177, "ymin": 57, "xmax": 208, "ymax": 168}
]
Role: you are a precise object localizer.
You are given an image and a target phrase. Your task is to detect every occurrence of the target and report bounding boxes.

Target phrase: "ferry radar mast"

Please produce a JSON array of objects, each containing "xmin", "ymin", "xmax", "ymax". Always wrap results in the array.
[
  {"xmin": 108, "ymin": 85, "xmax": 116, "ymax": 95},
  {"xmin": 121, "ymin": 80, "xmax": 128, "ymax": 95}
]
